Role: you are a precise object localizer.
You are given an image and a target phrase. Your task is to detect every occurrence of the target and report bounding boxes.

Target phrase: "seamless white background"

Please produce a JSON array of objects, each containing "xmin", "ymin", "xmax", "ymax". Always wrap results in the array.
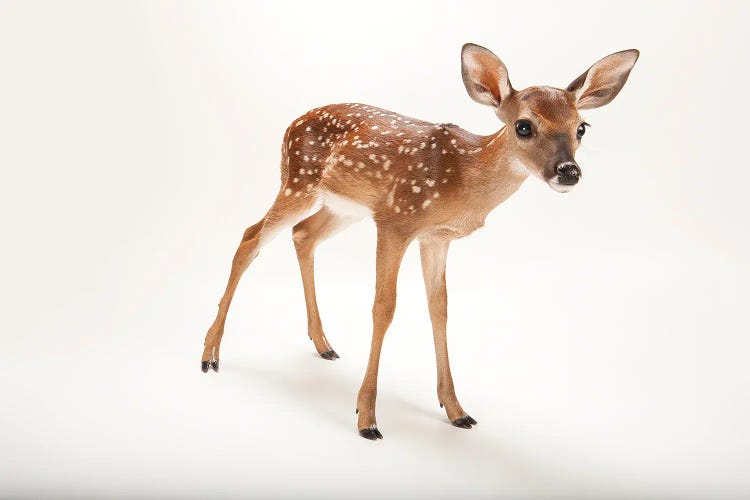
[{"xmin": 1, "ymin": 1, "xmax": 748, "ymax": 498}]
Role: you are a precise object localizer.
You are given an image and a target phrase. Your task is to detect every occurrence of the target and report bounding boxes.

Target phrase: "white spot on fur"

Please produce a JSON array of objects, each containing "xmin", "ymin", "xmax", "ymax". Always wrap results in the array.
[{"xmin": 386, "ymin": 184, "xmax": 396, "ymax": 207}]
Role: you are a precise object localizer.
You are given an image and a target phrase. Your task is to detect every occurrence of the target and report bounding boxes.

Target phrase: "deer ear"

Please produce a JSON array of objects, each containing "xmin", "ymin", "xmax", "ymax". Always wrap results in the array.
[
  {"xmin": 461, "ymin": 43, "xmax": 514, "ymax": 108},
  {"xmin": 567, "ymin": 49, "xmax": 639, "ymax": 110}
]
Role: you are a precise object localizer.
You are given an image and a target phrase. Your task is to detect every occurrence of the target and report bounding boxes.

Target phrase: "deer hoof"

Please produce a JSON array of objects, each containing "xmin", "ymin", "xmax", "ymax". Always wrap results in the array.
[
  {"xmin": 359, "ymin": 426, "xmax": 383, "ymax": 440},
  {"xmin": 452, "ymin": 415, "xmax": 477, "ymax": 429},
  {"xmin": 320, "ymin": 350, "xmax": 339, "ymax": 360},
  {"xmin": 201, "ymin": 360, "xmax": 219, "ymax": 373}
]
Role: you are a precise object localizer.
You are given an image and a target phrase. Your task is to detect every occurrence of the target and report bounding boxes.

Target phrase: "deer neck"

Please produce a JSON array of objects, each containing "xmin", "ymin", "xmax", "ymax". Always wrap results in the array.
[{"xmin": 459, "ymin": 127, "xmax": 530, "ymax": 209}]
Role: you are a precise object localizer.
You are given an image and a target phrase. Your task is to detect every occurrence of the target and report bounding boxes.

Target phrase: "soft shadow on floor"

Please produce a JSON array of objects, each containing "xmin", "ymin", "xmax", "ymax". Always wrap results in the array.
[
  {"xmin": 232, "ymin": 353, "xmax": 356, "ymax": 431},
  {"xmin": 229, "ymin": 353, "xmax": 644, "ymax": 499}
]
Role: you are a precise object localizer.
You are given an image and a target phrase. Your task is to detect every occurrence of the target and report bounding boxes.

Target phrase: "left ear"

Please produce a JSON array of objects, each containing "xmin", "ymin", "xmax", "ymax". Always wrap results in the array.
[{"xmin": 566, "ymin": 49, "xmax": 639, "ymax": 109}]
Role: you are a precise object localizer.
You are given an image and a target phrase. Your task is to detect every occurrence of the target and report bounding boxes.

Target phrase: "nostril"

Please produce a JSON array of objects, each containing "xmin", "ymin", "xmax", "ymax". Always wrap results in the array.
[
  {"xmin": 557, "ymin": 163, "xmax": 580, "ymax": 177},
  {"xmin": 556, "ymin": 163, "xmax": 580, "ymax": 185}
]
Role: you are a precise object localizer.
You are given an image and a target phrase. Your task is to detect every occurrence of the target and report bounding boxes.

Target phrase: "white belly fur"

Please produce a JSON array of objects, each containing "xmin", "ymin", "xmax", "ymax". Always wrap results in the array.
[{"xmin": 322, "ymin": 191, "xmax": 372, "ymax": 221}]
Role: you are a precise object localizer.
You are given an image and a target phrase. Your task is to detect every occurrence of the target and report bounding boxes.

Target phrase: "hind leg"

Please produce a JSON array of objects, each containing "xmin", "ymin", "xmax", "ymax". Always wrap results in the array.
[
  {"xmin": 292, "ymin": 206, "xmax": 355, "ymax": 359},
  {"xmin": 201, "ymin": 190, "xmax": 319, "ymax": 372}
]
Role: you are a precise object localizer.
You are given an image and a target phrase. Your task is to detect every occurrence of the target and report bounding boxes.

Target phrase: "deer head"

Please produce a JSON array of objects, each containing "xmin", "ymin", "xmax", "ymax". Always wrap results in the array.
[{"xmin": 461, "ymin": 43, "xmax": 639, "ymax": 193}]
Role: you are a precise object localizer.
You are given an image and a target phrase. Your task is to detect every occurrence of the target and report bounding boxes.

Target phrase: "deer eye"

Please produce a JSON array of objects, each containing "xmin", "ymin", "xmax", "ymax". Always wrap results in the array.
[
  {"xmin": 515, "ymin": 119, "xmax": 532, "ymax": 137},
  {"xmin": 577, "ymin": 123, "xmax": 588, "ymax": 139}
]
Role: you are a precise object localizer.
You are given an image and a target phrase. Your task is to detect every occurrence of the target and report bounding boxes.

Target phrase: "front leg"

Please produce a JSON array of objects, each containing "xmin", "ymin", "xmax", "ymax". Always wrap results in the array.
[
  {"xmin": 419, "ymin": 236, "xmax": 477, "ymax": 429},
  {"xmin": 356, "ymin": 226, "xmax": 410, "ymax": 440}
]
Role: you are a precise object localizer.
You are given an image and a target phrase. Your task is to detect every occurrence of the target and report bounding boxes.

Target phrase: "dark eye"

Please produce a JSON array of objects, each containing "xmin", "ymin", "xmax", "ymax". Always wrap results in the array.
[
  {"xmin": 515, "ymin": 119, "xmax": 532, "ymax": 137},
  {"xmin": 577, "ymin": 123, "xmax": 588, "ymax": 139}
]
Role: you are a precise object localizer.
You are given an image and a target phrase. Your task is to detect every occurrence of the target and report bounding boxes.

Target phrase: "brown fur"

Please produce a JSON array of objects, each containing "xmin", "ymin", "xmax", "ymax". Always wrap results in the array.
[{"xmin": 200, "ymin": 43, "xmax": 639, "ymax": 439}]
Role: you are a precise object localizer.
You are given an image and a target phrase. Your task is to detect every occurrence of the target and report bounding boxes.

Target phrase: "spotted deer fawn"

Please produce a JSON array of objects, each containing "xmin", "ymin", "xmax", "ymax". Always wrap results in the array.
[{"xmin": 201, "ymin": 43, "xmax": 639, "ymax": 439}]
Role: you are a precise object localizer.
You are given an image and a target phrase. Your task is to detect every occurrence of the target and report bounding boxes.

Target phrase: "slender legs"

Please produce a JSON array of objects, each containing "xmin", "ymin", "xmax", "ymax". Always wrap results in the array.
[
  {"xmin": 202, "ymin": 194, "xmax": 476, "ymax": 438},
  {"xmin": 200, "ymin": 191, "xmax": 316, "ymax": 372},
  {"xmin": 419, "ymin": 236, "xmax": 476, "ymax": 429},
  {"xmin": 356, "ymin": 227, "xmax": 411, "ymax": 439},
  {"xmin": 292, "ymin": 207, "xmax": 354, "ymax": 359}
]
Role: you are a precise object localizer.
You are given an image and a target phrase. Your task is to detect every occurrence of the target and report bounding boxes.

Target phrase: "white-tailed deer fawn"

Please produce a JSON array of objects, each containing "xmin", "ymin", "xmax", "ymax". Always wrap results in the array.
[{"xmin": 201, "ymin": 43, "xmax": 639, "ymax": 439}]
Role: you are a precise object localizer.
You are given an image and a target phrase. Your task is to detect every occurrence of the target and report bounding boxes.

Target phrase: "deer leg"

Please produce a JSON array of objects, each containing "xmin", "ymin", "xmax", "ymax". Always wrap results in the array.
[
  {"xmin": 292, "ymin": 206, "xmax": 354, "ymax": 359},
  {"xmin": 419, "ymin": 236, "xmax": 477, "ymax": 428},
  {"xmin": 201, "ymin": 191, "xmax": 318, "ymax": 373},
  {"xmin": 356, "ymin": 227, "xmax": 410, "ymax": 440}
]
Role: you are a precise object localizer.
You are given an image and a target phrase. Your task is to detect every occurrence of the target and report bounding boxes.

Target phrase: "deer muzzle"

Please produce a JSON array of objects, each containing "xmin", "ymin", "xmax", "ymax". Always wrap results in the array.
[{"xmin": 548, "ymin": 162, "xmax": 581, "ymax": 193}]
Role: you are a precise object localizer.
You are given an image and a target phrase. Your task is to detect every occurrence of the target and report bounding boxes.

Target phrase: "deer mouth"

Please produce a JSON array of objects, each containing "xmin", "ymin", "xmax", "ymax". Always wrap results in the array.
[{"xmin": 547, "ymin": 178, "xmax": 577, "ymax": 193}]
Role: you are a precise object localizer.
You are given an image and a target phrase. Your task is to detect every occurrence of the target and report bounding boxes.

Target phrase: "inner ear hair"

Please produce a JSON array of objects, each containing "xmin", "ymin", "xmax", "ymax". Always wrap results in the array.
[
  {"xmin": 566, "ymin": 49, "xmax": 639, "ymax": 110},
  {"xmin": 461, "ymin": 43, "xmax": 513, "ymax": 108},
  {"xmin": 473, "ymin": 83, "xmax": 499, "ymax": 106}
]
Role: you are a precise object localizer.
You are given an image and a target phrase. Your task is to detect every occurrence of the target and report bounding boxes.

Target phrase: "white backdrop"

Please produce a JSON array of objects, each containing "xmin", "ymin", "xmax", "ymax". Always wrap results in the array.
[{"xmin": 1, "ymin": 1, "xmax": 748, "ymax": 498}]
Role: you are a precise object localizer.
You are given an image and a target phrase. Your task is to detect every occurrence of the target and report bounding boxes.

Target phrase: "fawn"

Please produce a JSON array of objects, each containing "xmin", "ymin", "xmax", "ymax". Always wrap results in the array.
[{"xmin": 201, "ymin": 43, "xmax": 639, "ymax": 440}]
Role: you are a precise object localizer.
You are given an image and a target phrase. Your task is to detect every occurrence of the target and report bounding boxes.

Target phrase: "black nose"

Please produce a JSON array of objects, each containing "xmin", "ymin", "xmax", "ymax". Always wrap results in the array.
[{"xmin": 556, "ymin": 163, "xmax": 580, "ymax": 185}]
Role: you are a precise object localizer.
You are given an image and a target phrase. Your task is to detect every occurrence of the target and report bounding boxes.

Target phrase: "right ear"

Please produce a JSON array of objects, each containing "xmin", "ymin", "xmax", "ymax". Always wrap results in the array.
[{"xmin": 461, "ymin": 43, "xmax": 514, "ymax": 108}]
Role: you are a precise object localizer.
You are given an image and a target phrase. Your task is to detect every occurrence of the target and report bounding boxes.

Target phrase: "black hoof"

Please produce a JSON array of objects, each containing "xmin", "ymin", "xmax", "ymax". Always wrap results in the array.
[
  {"xmin": 201, "ymin": 361, "xmax": 209, "ymax": 373},
  {"xmin": 320, "ymin": 350, "xmax": 339, "ymax": 360},
  {"xmin": 210, "ymin": 360, "xmax": 219, "ymax": 372},
  {"xmin": 452, "ymin": 415, "xmax": 477, "ymax": 429},
  {"xmin": 359, "ymin": 427, "xmax": 383, "ymax": 440}
]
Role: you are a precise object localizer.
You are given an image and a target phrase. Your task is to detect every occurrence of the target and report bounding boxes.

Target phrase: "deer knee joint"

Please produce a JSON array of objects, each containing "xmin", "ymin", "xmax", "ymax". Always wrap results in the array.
[
  {"xmin": 372, "ymin": 296, "xmax": 396, "ymax": 324},
  {"xmin": 292, "ymin": 226, "xmax": 308, "ymax": 245},
  {"xmin": 293, "ymin": 228, "xmax": 315, "ymax": 258},
  {"xmin": 242, "ymin": 222, "xmax": 263, "ymax": 242}
]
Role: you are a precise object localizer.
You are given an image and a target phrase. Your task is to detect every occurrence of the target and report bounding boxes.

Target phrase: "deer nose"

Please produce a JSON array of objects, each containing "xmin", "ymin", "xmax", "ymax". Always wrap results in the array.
[{"xmin": 556, "ymin": 162, "xmax": 580, "ymax": 185}]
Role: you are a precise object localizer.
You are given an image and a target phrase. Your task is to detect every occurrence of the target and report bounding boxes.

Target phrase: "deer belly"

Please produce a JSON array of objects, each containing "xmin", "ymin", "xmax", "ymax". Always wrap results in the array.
[
  {"xmin": 434, "ymin": 213, "xmax": 487, "ymax": 239},
  {"xmin": 322, "ymin": 191, "xmax": 373, "ymax": 221}
]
